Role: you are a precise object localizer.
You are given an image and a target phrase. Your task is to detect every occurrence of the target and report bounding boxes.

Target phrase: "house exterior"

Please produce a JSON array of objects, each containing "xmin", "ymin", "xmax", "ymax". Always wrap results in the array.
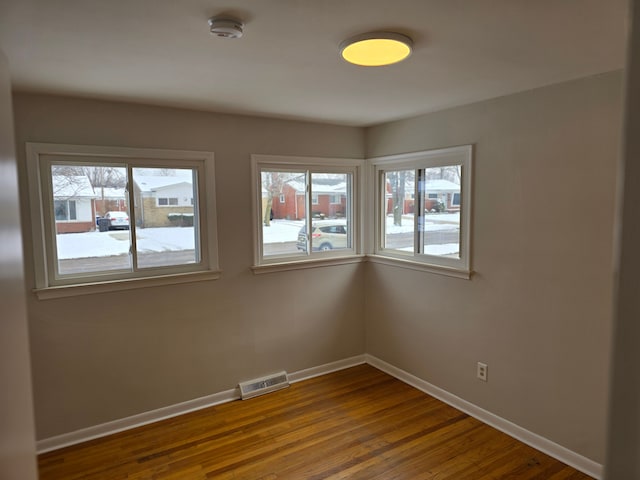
[
  {"xmin": 386, "ymin": 179, "xmax": 461, "ymax": 215},
  {"xmin": 94, "ymin": 187, "xmax": 127, "ymax": 217},
  {"xmin": 133, "ymin": 173, "xmax": 195, "ymax": 227},
  {"xmin": 52, "ymin": 175, "xmax": 97, "ymax": 233},
  {"xmin": 270, "ymin": 177, "xmax": 347, "ymax": 220}
]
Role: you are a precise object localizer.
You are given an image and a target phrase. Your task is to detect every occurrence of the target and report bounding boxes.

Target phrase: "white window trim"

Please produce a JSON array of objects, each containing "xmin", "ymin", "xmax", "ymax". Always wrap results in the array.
[
  {"xmin": 251, "ymin": 154, "xmax": 365, "ymax": 273},
  {"xmin": 26, "ymin": 143, "xmax": 221, "ymax": 299},
  {"xmin": 368, "ymin": 145, "xmax": 473, "ymax": 278}
]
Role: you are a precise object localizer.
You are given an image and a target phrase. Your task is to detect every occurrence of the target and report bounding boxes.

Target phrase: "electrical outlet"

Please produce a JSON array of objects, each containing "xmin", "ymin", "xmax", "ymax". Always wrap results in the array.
[{"xmin": 477, "ymin": 362, "xmax": 488, "ymax": 382}]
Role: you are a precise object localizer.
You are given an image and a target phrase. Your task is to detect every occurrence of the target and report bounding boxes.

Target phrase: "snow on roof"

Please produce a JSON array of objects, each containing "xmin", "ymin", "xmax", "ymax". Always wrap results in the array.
[
  {"xmin": 392, "ymin": 179, "xmax": 460, "ymax": 193},
  {"xmin": 425, "ymin": 179, "xmax": 460, "ymax": 192},
  {"xmin": 52, "ymin": 175, "xmax": 96, "ymax": 198},
  {"xmin": 134, "ymin": 171, "xmax": 193, "ymax": 192},
  {"xmin": 96, "ymin": 187, "xmax": 126, "ymax": 199},
  {"xmin": 286, "ymin": 179, "xmax": 347, "ymax": 194}
]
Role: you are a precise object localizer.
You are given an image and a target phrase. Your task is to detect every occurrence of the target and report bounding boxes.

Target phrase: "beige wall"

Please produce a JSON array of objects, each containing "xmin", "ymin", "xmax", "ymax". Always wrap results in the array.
[
  {"xmin": 0, "ymin": 51, "xmax": 38, "ymax": 478},
  {"xmin": 605, "ymin": 1, "xmax": 640, "ymax": 477},
  {"xmin": 12, "ymin": 93, "xmax": 366, "ymax": 439},
  {"xmin": 365, "ymin": 71, "xmax": 623, "ymax": 463},
  {"xmin": 12, "ymin": 71, "xmax": 623, "ymax": 466}
]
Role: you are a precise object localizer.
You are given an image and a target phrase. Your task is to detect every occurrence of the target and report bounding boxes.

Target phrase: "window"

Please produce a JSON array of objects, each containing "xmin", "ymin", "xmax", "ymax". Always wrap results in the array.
[
  {"xmin": 54, "ymin": 199, "xmax": 77, "ymax": 221},
  {"xmin": 371, "ymin": 145, "xmax": 472, "ymax": 277},
  {"xmin": 251, "ymin": 154, "xmax": 363, "ymax": 272},
  {"xmin": 279, "ymin": 193, "xmax": 285, "ymax": 203},
  {"xmin": 26, "ymin": 143, "xmax": 220, "ymax": 298},
  {"xmin": 157, "ymin": 197, "xmax": 179, "ymax": 206}
]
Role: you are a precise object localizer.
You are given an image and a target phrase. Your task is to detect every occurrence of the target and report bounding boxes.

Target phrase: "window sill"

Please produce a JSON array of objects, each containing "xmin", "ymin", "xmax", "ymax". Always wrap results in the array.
[
  {"xmin": 366, "ymin": 254, "xmax": 472, "ymax": 279},
  {"xmin": 252, "ymin": 255, "xmax": 366, "ymax": 275},
  {"xmin": 33, "ymin": 270, "xmax": 222, "ymax": 300}
]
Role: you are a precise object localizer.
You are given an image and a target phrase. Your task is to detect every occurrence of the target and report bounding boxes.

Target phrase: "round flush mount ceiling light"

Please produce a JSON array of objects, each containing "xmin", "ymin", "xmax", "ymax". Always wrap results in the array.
[
  {"xmin": 340, "ymin": 32, "xmax": 413, "ymax": 66},
  {"xmin": 208, "ymin": 16, "xmax": 244, "ymax": 38}
]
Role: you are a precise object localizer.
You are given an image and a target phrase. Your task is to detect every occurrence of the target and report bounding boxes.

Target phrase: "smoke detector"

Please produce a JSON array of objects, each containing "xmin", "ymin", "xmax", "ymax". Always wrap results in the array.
[{"xmin": 208, "ymin": 16, "xmax": 244, "ymax": 39}]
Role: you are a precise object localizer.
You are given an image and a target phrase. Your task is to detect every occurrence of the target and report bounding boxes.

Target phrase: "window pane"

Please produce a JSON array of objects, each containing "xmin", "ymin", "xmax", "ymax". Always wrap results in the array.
[
  {"xmin": 310, "ymin": 173, "xmax": 351, "ymax": 252},
  {"xmin": 54, "ymin": 200, "xmax": 68, "ymax": 221},
  {"xmin": 132, "ymin": 167, "xmax": 200, "ymax": 268},
  {"xmin": 421, "ymin": 165, "xmax": 461, "ymax": 258},
  {"xmin": 68, "ymin": 200, "xmax": 77, "ymax": 220},
  {"xmin": 51, "ymin": 165, "xmax": 131, "ymax": 275},
  {"xmin": 261, "ymin": 170, "xmax": 305, "ymax": 257},
  {"xmin": 384, "ymin": 170, "xmax": 414, "ymax": 252}
]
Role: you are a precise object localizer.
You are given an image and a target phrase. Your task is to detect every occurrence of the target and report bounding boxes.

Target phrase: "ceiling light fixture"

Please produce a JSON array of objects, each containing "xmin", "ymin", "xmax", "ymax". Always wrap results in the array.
[{"xmin": 340, "ymin": 32, "xmax": 413, "ymax": 66}]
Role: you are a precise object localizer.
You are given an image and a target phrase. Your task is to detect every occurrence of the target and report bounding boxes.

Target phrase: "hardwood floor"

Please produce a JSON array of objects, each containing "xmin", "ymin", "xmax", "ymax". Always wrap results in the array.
[{"xmin": 38, "ymin": 364, "xmax": 593, "ymax": 479}]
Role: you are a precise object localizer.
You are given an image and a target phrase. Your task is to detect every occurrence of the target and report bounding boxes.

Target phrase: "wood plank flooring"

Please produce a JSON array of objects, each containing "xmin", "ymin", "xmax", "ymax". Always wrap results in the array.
[{"xmin": 38, "ymin": 364, "xmax": 593, "ymax": 479}]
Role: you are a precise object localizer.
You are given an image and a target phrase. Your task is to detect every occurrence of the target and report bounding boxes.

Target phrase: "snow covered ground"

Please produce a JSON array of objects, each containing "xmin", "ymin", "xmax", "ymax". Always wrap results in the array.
[
  {"xmin": 262, "ymin": 213, "xmax": 459, "ymax": 243},
  {"xmin": 56, "ymin": 227, "xmax": 196, "ymax": 259},
  {"xmin": 56, "ymin": 213, "xmax": 460, "ymax": 259}
]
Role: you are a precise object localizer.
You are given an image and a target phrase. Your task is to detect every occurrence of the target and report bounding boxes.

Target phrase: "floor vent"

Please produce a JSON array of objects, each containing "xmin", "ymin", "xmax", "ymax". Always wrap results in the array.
[{"xmin": 239, "ymin": 371, "xmax": 289, "ymax": 400}]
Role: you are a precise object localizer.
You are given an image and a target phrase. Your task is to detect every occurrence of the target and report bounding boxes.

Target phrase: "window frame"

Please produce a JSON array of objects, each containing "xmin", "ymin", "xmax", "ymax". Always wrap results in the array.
[
  {"xmin": 251, "ymin": 154, "xmax": 365, "ymax": 274},
  {"xmin": 369, "ymin": 145, "xmax": 473, "ymax": 279},
  {"xmin": 26, "ymin": 143, "xmax": 221, "ymax": 299}
]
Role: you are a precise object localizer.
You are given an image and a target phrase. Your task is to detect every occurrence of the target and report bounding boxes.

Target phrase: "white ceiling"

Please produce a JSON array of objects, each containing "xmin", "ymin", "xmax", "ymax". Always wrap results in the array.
[{"xmin": 0, "ymin": 0, "xmax": 629, "ymax": 127}]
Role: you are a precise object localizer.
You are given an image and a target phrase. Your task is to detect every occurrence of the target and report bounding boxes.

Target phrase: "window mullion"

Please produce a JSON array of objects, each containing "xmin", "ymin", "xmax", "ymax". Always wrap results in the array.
[
  {"xmin": 416, "ymin": 168, "xmax": 425, "ymax": 255},
  {"xmin": 126, "ymin": 166, "xmax": 139, "ymax": 272},
  {"xmin": 305, "ymin": 170, "xmax": 311, "ymax": 256}
]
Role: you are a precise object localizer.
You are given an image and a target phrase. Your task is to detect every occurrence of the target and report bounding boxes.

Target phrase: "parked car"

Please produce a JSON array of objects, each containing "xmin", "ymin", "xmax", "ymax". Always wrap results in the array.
[
  {"xmin": 104, "ymin": 211, "xmax": 129, "ymax": 230},
  {"xmin": 296, "ymin": 220, "xmax": 348, "ymax": 252}
]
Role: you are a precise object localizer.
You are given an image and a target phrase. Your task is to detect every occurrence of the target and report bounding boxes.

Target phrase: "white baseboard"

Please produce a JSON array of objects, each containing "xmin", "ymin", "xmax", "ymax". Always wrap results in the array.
[
  {"xmin": 365, "ymin": 354, "xmax": 603, "ymax": 480},
  {"xmin": 36, "ymin": 353, "xmax": 603, "ymax": 480},
  {"xmin": 36, "ymin": 388, "xmax": 239, "ymax": 454},
  {"xmin": 36, "ymin": 354, "xmax": 367, "ymax": 454},
  {"xmin": 288, "ymin": 354, "xmax": 366, "ymax": 383}
]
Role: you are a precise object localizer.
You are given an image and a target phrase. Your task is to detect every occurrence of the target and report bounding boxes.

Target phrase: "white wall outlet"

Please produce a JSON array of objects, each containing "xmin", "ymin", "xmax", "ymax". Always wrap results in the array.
[{"xmin": 477, "ymin": 362, "xmax": 488, "ymax": 382}]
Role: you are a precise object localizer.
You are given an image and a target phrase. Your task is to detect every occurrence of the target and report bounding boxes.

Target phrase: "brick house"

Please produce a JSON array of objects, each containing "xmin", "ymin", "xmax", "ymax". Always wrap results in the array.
[
  {"xmin": 270, "ymin": 177, "xmax": 347, "ymax": 220},
  {"xmin": 94, "ymin": 187, "xmax": 127, "ymax": 217},
  {"xmin": 386, "ymin": 179, "xmax": 461, "ymax": 215},
  {"xmin": 133, "ymin": 173, "xmax": 194, "ymax": 228}
]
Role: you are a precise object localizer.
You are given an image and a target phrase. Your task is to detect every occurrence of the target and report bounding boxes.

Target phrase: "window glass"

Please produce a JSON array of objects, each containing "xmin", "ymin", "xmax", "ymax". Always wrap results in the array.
[
  {"xmin": 261, "ymin": 170, "xmax": 304, "ymax": 257},
  {"xmin": 132, "ymin": 167, "xmax": 199, "ymax": 269},
  {"xmin": 420, "ymin": 165, "xmax": 462, "ymax": 259},
  {"xmin": 68, "ymin": 200, "xmax": 77, "ymax": 220},
  {"xmin": 383, "ymin": 169, "xmax": 414, "ymax": 253},
  {"xmin": 310, "ymin": 173, "xmax": 351, "ymax": 252},
  {"xmin": 51, "ymin": 164, "xmax": 130, "ymax": 276}
]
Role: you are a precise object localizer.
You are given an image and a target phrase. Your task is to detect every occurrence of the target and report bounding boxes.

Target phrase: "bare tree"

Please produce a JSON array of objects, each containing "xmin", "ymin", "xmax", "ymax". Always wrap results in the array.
[
  {"xmin": 387, "ymin": 170, "xmax": 414, "ymax": 226},
  {"xmin": 424, "ymin": 165, "xmax": 461, "ymax": 184},
  {"xmin": 51, "ymin": 165, "xmax": 90, "ymax": 199},
  {"xmin": 262, "ymin": 171, "xmax": 300, "ymax": 226},
  {"xmin": 82, "ymin": 166, "xmax": 126, "ymax": 189}
]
